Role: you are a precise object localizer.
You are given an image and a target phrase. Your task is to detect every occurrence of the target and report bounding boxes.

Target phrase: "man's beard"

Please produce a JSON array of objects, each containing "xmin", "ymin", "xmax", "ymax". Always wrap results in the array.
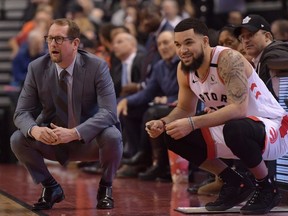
[
  {"xmin": 50, "ymin": 54, "xmax": 62, "ymax": 63},
  {"xmin": 181, "ymin": 51, "xmax": 204, "ymax": 74}
]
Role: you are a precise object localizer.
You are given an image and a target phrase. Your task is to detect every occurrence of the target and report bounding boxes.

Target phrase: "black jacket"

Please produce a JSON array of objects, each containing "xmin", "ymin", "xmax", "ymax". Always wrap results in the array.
[{"xmin": 257, "ymin": 40, "xmax": 288, "ymax": 100}]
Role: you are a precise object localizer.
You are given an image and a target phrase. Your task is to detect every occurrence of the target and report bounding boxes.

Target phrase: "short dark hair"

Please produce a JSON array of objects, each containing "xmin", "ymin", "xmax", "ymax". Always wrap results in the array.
[
  {"xmin": 174, "ymin": 18, "xmax": 209, "ymax": 36},
  {"xmin": 51, "ymin": 18, "xmax": 81, "ymax": 39},
  {"xmin": 219, "ymin": 24, "xmax": 237, "ymax": 35}
]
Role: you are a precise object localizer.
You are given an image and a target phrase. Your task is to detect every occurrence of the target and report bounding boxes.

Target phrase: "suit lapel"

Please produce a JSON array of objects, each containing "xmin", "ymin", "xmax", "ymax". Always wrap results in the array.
[
  {"xmin": 46, "ymin": 62, "xmax": 58, "ymax": 102},
  {"xmin": 72, "ymin": 53, "xmax": 85, "ymax": 124}
]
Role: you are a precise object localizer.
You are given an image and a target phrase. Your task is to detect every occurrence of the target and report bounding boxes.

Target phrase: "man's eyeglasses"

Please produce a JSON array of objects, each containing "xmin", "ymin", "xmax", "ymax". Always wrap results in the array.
[{"xmin": 44, "ymin": 36, "xmax": 74, "ymax": 45}]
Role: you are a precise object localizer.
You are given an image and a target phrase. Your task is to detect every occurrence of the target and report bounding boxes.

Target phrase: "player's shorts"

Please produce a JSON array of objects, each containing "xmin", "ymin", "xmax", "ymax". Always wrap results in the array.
[{"xmin": 205, "ymin": 115, "xmax": 288, "ymax": 160}]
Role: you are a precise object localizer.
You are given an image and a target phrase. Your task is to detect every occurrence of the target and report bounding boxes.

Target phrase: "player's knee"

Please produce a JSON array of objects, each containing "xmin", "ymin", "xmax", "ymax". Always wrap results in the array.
[{"xmin": 223, "ymin": 119, "xmax": 246, "ymax": 149}]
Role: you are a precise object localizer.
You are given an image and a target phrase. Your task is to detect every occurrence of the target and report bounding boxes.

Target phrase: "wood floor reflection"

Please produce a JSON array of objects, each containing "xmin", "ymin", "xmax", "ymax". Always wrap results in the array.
[{"xmin": 0, "ymin": 163, "xmax": 287, "ymax": 216}]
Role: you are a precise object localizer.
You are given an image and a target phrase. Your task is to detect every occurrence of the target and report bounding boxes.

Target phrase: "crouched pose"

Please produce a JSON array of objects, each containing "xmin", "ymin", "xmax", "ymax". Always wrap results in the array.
[{"xmin": 146, "ymin": 18, "xmax": 288, "ymax": 215}]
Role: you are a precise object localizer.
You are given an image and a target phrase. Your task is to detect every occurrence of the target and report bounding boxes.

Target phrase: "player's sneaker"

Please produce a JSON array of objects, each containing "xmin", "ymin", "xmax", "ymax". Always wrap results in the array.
[
  {"xmin": 240, "ymin": 182, "xmax": 281, "ymax": 215},
  {"xmin": 205, "ymin": 178, "xmax": 254, "ymax": 211}
]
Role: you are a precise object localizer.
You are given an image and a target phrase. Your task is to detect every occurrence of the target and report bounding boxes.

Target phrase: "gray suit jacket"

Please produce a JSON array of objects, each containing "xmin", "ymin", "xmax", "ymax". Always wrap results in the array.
[{"xmin": 14, "ymin": 49, "xmax": 120, "ymax": 144}]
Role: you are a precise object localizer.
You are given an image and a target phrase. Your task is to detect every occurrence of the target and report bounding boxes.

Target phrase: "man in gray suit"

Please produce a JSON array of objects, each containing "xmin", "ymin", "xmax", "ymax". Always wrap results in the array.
[{"xmin": 10, "ymin": 18, "xmax": 122, "ymax": 210}]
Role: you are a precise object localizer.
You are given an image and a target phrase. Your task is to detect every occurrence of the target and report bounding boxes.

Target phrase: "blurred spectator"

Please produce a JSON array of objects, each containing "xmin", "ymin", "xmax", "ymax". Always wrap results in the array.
[
  {"xmin": 96, "ymin": 23, "xmax": 135, "ymax": 80},
  {"xmin": 22, "ymin": 0, "xmax": 51, "ymax": 21},
  {"xmin": 22, "ymin": 0, "xmax": 69, "ymax": 20},
  {"xmin": 110, "ymin": 0, "xmax": 139, "ymax": 26},
  {"xmin": 79, "ymin": 34, "xmax": 97, "ymax": 54},
  {"xmin": 66, "ymin": 0, "xmax": 104, "ymax": 31},
  {"xmin": 234, "ymin": 14, "xmax": 286, "ymax": 100},
  {"xmin": 161, "ymin": 0, "xmax": 183, "ymax": 28},
  {"xmin": 65, "ymin": 1, "xmax": 85, "ymax": 20},
  {"xmin": 123, "ymin": 5, "xmax": 139, "ymax": 37},
  {"xmin": 77, "ymin": 0, "xmax": 94, "ymax": 16},
  {"xmin": 110, "ymin": 0, "xmax": 127, "ymax": 26},
  {"xmin": 218, "ymin": 25, "xmax": 252, "ymax": 63},
  {"xmin": 111, "ymin": 32, "xmax": 145, "ymax": 99},
  {"xmin": 66, "ymin": 2, "xmax": 97, "ymax": 42},
  {"xmin": 137, "ymin": 2, "xmax": 174, "ymax": 87},
  {"xmin": 113, "ymin": 3, "xmax": 174, "ymax": 168},
  {"xmin": 227, "ymin": 11, "xmax": 243, "ymax": 26},
  {"xmin": 116, "ymin": 31, "xmax": 179, "ymax": 180},
  {"xmin": 271, "ymin": 19, "xmax": 288, "ymax": 41},
  {"xmin": 9, "ymin": 4, "xmax": 53, "ymax": 59},
  {"xmin": 178, "ymin": 0, "xmax": 196, "ymax": 18},
  {"xmin": 74, "ymin": 17, "xmax": 96, "ymax": 41},
  {"xmin": 4, "ymin": 29, "xmax": 47, "ymax": 111},
  {"xmin": 213, "ymin": 0, "xmax": 246, "ymax": 29},
  {"xmin": 111, "ymin": 32, "xmax": 146, "ymax": 159},
  {"xmin": 208, "ymin": 28, "xmax": 220, "ymax": 47},
  {"xmin": 9, "ymin": 29, "xmax": 47, "ymax": 90},
  {"xmin": 193, "ymin": 0, "xmax": 246, "ymax": 30}
]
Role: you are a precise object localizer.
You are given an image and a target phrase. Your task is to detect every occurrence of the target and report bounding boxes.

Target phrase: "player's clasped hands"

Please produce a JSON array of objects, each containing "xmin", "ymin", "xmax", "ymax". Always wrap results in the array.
[
  {"xmin": 145, "ymin": 120, "xmax": 165, "ymax": 138},
  {"xmin": 146, "ymin": 118, "xmax": 194, "ymax": 140}
]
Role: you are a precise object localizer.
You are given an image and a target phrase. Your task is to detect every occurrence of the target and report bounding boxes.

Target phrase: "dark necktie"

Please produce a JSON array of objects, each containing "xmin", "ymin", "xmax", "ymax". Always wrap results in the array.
[
  {"xmin": 55, "ymin": 69, "xmax": 69, "ymax": 165},
  {"xmin": 56, "ymin": 70, "xmax": 68, "ymax": 127}
]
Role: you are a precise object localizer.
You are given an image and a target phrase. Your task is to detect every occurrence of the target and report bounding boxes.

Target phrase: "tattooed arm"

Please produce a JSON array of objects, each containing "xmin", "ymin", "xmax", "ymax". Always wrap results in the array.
[{"xmin": 190, "ymin": 49, "xmax": 251, "ymax": 129}]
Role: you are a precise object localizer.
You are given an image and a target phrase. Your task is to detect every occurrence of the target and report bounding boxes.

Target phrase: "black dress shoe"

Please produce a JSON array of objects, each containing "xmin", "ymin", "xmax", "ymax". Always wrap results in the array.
[
  {"xmin": 138, "ymin": 165, "xmax": 171, "ymax": 182},
  {"xmin": 32, "ymin": 184, "xmax": 65, "ymax": 210},
  {"xmin": 121, "ymin": 151, "xmax": 151, "ymax": 165},
  {"xmin": 96, "ymin": 186, "xmax": 114, "ymax": 209}
]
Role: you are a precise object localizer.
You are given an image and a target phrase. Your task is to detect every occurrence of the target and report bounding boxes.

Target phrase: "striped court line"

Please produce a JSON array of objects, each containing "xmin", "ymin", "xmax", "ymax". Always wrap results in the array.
[{"xmin": 0, "ymin": 189, "xmax": 48, "ymax": 216}]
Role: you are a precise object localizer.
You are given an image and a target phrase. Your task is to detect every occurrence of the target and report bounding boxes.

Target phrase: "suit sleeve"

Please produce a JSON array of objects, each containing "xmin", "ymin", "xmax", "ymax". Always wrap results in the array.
[
  {"xmin": 76, "ymin": 60, "xmax": 119, "ymax": 144},
  {"xmin": 13, "ymin": 61, "xmax": 41, "ymax": 137}
]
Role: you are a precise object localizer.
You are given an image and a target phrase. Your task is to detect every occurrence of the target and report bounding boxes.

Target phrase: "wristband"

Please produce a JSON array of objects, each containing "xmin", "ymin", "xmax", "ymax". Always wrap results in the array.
[{"xmin": 188, "ymin": 117, "xmax": 195, "ymax": 131}]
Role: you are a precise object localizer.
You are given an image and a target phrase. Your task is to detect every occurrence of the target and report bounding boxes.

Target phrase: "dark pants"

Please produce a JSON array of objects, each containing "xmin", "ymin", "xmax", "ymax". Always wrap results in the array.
[{"xmin": 10, "ymin": 125, "xmax": 123, "ymax": 184}]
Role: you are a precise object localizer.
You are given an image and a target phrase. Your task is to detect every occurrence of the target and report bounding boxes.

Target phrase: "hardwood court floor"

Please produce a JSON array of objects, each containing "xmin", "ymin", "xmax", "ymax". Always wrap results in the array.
[{"xmin": 0, "ymin": 163, "xmax": 287, "ymax": 216}]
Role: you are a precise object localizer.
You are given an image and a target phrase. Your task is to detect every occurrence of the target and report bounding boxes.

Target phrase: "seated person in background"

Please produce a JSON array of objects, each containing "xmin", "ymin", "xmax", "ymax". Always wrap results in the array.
[
  {"xmin": 117, "ymin": 31, "xmax": 179, "ymax": 181},
  {"xmin": 8, "ymin": 4, "xmax": 52, "ymax": 59},
  {"xmin": 111, "ymin": 32, "xmax": 146, "ymax": 99},
  {"xmin": 271, "ymin": 19, "xmax": 288, "ymax": 42},
  {"xmin": 7, "ymin": 29, "xmax": 47, "ymax": 91},
  {"xmin": 218, "ymin": 24, "xmax": 252, "ymax": 63},
  {"xmin": 4, "ymin": 29, "xmax": 47, "ymax": 110},
  {"xmin": 112, "ymin": 31, "xmax": 146, "ymax": 158},
  {"xmin": 234, "ymin": 14, "xmax": 288, "ymax": 101}
]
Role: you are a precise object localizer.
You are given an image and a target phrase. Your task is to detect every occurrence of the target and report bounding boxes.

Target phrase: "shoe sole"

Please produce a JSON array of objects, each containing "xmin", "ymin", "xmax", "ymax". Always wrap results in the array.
[
  {"xmin": 32, "ymin": 195, "xmax": 65, "ymax": 210},
  {"xmin": 240, "ymin": 194, "xmax": 281, "ymax": 215}
]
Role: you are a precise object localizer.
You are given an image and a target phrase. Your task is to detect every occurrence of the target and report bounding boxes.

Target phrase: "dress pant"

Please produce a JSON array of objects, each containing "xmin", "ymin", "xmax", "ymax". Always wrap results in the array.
[
  {"xmin": 120, "ymin": 104, "xmax": 149, "ymax": 157},
  {"xmin": 10, "ymin": 125, "xmax": 123, "ymax": 184}
]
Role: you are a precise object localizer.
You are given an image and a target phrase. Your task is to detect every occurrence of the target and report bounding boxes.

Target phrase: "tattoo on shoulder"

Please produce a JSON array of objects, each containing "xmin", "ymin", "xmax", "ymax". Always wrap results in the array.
[{"xmin": 218, "ymin": 50, "xmax": 247, "ymax": 104}]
